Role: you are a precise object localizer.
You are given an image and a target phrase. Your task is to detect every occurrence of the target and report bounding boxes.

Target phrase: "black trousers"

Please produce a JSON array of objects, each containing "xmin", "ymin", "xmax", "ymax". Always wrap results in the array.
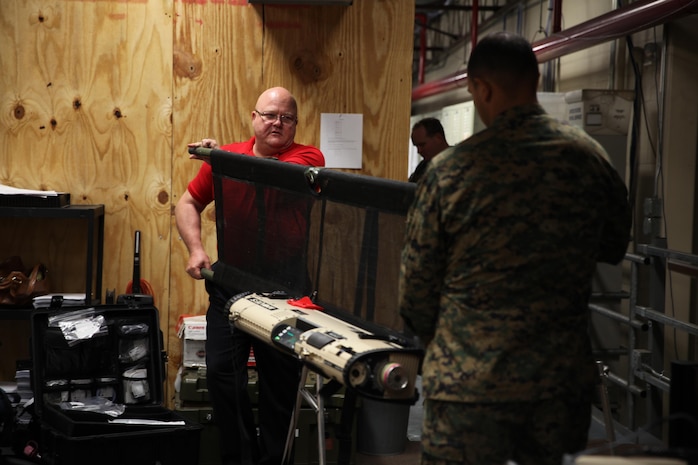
[{"xmin": 205, "ymin": 262, "xmax": 302, "ymax": 465}]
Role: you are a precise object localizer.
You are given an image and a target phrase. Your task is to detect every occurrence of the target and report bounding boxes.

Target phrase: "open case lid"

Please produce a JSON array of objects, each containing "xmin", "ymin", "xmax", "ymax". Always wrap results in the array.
[{"xmin": 207, "ymin": 148, "xmax": 417, "ymax": 341}]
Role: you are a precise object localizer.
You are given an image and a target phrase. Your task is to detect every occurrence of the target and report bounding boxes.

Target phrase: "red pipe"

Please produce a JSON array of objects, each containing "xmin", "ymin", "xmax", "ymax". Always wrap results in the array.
[
  {"xmin": 471, "ymin": 0, "xmax": 479, "ymax": 50},
  {"xmin": 412, "ymin": 0, "xmax": 698, "ymax": 101},
  {"xmin": 416, "ymin": 13, "xmax": 428, "ymax": 85},
  {"xmin": 552, "ymin": 0, "xmax": 562, "ymax": 33}
]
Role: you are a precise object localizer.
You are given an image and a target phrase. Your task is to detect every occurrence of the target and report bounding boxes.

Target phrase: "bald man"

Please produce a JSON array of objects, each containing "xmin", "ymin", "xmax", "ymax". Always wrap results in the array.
[
  {"xmin": 176, "ymin": 87, "xmax": 325, "ymax": 465},
  {"xmin": 399, "ymin": 33, "xmax": 631, "ymax": 465}
]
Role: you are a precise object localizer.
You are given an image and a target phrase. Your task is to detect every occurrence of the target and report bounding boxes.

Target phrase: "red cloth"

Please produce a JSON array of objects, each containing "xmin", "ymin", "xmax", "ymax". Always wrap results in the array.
[{"xmin": 287, "ymin": 296, "xmax": 323, "ymax": 310}]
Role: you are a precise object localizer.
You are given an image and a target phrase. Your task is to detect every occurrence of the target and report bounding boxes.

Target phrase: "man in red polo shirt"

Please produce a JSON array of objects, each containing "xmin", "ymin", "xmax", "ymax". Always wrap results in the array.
[{"xmin": 175, "ymin": 87, "xmax": 325, "ymax": 465}]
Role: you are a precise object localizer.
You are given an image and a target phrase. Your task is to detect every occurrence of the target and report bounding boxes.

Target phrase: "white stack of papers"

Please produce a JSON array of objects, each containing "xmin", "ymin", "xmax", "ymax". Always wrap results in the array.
[
  {"xmin": 0, "ymin": 183, "xmax": 59, "ymax": 197},
  {"xmin": 33, "ymin": 293, "xmax": 87, "ymax": 308}
]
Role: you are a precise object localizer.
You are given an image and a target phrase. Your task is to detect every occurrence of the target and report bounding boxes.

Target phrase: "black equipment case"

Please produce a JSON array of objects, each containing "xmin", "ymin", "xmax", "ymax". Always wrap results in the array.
[{"xmin": 30, "ymin": 303, "xmax": 202, "ymax": 465}]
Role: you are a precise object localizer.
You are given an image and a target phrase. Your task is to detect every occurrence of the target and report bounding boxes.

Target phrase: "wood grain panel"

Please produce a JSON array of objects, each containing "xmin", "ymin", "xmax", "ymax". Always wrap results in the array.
[
  {"xmin": 0, "ymin": 218, "xmax": 97, "ymax": 295},
  {"xmin": 260, "ymin": 2, "xmax": 414, "ymax": 179},
  {"xmin": 0, "ymin": 0, "xmax": 174, "ymax": 390}
]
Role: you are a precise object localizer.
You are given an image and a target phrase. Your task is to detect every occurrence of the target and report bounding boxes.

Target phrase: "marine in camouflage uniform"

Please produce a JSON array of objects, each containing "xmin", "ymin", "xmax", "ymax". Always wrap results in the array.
[{"xmin": 399, "ymin": 32, "xmax": 631, "ymax": 465}]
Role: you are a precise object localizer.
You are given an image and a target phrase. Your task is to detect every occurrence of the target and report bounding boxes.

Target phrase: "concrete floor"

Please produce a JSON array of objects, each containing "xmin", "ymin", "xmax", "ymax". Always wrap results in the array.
[
  {"xmin": 352, "ymin": 406, "xmax": 669, "ymax": 465},
  {"xmin": 355, "ymin": 440, "xmax": 420, "ymax": 465}
]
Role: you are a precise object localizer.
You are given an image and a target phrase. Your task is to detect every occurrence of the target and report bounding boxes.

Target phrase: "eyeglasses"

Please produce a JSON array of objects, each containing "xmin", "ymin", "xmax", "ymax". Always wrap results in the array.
[{"xmin": 254, "ymin": 110, "xmax": 298, "ymax": 126}]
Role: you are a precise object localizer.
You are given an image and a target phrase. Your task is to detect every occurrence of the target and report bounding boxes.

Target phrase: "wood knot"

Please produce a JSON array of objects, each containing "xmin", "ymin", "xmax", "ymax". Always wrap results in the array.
[
  {"xmin": 173, "ymin": 45, "xmax": 203, "ymax": 80},
  {"xmin": 290, "ymin": 50, "xmax": 330, "ymax": 84},
  {"xmin": 158, "ymin": 191, "xmax": 169, "ymax": 205}
]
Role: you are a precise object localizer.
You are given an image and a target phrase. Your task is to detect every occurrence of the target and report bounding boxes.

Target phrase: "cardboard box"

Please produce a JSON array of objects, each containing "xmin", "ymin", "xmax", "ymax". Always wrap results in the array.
[
  {"xmin": 177, "ymin": 314, "xmax": 207, "ymax": 368},
  {"xmin": 565, "ymin": 89, "xmax": 634, "ymax": 136}
]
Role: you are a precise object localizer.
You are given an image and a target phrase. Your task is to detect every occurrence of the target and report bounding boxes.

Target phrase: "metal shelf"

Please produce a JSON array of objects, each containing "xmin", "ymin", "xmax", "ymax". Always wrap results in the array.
[{"xmin": 0, "ymin": 205, "xmax": 105, "ymax": 319}]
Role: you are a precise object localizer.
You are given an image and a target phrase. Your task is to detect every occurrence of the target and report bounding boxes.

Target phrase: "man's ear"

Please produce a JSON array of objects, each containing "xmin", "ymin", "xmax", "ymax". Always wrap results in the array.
[{"xmin": 480, "ymin": 78, "xmax": 494, "ymax": 103}]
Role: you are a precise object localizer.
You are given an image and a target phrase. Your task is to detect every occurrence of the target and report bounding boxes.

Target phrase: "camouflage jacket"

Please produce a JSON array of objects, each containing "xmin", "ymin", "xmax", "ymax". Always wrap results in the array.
[{"xmin": 399, "ymin": 103, "xmax": 631, "ymax": 402}]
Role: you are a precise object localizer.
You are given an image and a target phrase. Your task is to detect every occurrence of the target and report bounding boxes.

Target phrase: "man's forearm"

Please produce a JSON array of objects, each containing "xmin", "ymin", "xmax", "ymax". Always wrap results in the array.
[{"xmin": 175, "ymin": 200, "xmax": 205, "ymax": 255}]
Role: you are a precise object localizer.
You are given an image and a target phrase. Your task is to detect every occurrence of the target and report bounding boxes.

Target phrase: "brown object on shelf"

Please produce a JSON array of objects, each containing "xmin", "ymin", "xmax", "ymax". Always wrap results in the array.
[{"xmin": 0, "ymin": 256, "xmax": 50, "ymax": 306}]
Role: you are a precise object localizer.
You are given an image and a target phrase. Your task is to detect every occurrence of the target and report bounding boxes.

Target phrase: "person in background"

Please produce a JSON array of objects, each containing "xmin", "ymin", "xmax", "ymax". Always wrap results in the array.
[
  {"xmin": 175, "ymin": 86, "xmax": 325, "ymax": 465},
  {"xmin": 409, "ymin": 117, "xmax": 450, "ymax": 183},
  {"xmin": 399, "ymin": 32, "xmax": 631, "ymax": 465}
]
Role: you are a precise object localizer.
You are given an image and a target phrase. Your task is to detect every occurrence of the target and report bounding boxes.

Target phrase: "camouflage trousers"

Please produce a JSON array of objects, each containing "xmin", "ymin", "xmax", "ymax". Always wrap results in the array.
[{"xmin": 420, "ymin": 390, "xmax": 592, "ymax": 465}]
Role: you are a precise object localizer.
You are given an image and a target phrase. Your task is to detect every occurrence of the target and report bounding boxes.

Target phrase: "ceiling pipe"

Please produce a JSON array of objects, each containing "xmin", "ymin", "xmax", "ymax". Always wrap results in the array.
[
  {"xmin": 412, "ymin": 0, "xmax": 698, "ymax": 102},
  {"xmin": 552, "ymin": 0, "xmax": 562, "ymax": 33},
  {"xmin": 471, "ymin": 0, "xmax": 479, "ymax": 50}
]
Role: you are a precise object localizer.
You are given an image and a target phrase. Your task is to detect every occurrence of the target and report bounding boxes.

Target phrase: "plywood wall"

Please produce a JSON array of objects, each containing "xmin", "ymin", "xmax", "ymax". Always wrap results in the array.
[
  {"xmin": 0, "ymin": 0, "xmax": 175, "ymax": 381},
  {"xmin": 0, "ymin": 0, "xmax": 415, "ymax": 404}
]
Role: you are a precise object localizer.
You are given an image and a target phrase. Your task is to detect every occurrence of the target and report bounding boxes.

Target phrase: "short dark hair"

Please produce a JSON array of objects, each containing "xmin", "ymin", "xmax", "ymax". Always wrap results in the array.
[
  {"xmin": 412, "ymin": 117, "xmax": 446, "ymax": 139},
  {"xmin": 467, "ymin": 32, "xmax": 540, "ymax": 92}
]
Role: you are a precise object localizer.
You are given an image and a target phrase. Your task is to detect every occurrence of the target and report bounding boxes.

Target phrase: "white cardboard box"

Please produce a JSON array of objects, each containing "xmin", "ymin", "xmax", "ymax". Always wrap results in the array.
[
  {"xmin": 176, "ymin": 315, "xmax": 207, "ymax": 368},
  {"xmin": 565, "ymin": 89, "xmax": 634, "ymax": 135}
]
